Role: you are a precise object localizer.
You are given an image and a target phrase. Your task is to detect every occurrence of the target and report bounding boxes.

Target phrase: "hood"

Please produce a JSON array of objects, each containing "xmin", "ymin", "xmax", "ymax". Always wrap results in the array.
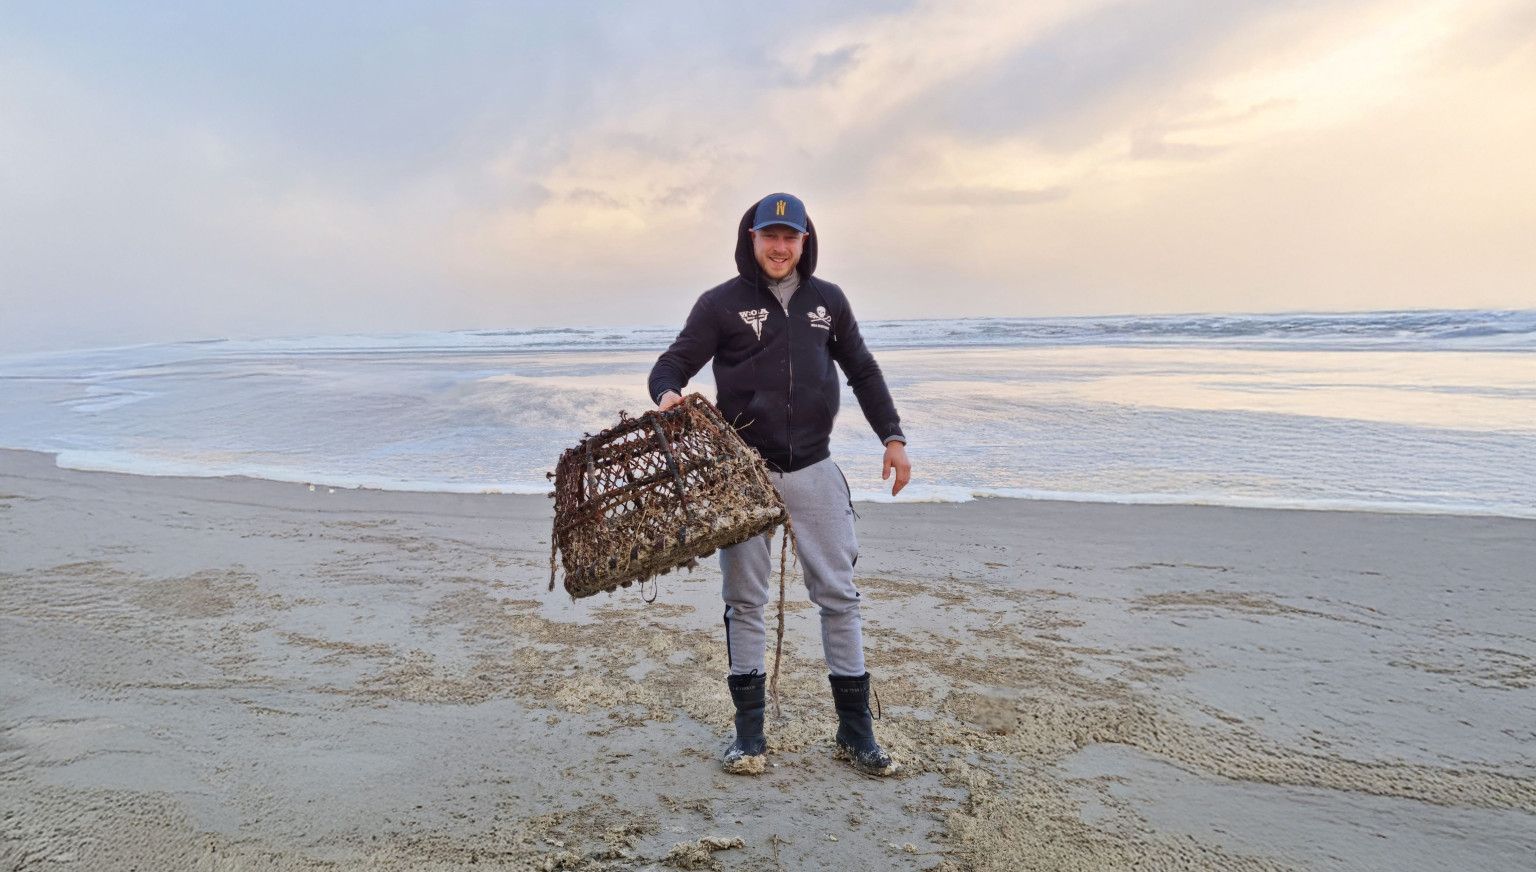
[{"xmin": 735, "ymin": 200, "xmax": 818, "ymax": 284}]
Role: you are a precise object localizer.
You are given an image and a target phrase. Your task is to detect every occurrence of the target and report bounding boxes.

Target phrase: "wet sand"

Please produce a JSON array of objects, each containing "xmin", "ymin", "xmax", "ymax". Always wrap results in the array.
[{"xmin": 1, "ymin": 447, "xmax": 1533, "ymax": 871}]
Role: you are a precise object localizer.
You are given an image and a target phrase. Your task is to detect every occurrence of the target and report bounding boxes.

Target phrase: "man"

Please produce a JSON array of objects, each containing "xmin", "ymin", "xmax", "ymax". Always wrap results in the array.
[{"xmin": 648, "ymin": 193, "xmax": 911, "ymax": 776}]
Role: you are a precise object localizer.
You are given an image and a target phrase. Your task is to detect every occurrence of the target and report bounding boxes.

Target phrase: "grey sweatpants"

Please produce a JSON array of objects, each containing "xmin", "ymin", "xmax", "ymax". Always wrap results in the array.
[{"xmin": 720, "ymin": 457, "xmax": 865, "ymax": 678}]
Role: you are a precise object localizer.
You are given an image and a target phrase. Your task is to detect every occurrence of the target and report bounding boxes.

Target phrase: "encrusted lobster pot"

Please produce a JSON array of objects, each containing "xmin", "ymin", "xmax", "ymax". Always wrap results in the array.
[{"xmin": 547, "ymin": 393, "xmax": 788, "ymax": 599}]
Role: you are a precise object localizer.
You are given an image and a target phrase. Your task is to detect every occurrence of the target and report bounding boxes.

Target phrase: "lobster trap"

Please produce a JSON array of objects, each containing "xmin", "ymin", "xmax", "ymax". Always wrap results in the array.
[{"xmin": 547, "ymin": 393, "xmax": 789, "ymax": 599}]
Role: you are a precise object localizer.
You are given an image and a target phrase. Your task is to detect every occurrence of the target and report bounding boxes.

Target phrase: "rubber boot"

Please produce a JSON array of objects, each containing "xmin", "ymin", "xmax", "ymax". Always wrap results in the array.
[
  {"xmin": 722, "ymin": 671, "xmax": 767, "ymax": 774},
  {"xmin": 829, "ymin": 672, "xmax": 898, "ymax": 776}
]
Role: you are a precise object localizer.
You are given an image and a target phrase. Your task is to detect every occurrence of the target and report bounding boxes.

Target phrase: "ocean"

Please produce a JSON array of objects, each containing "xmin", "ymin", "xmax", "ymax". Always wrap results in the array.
[{"xmin": 1, "ymin": 309, "xmax": 1533, "ymax": 518}]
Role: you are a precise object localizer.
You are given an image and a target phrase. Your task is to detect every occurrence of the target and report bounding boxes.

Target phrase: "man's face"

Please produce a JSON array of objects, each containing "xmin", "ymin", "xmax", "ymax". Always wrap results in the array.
[{"xmin": 751, "ymin": 226, "xmax": 805, "ymax": 281}]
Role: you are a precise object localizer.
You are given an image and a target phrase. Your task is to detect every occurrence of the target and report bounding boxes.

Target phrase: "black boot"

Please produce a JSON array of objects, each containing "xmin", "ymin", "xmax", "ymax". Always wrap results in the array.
[
  {"xmin": 722, "ymin": 671, "xmax": 767, "ymax": 774},
  {"xmin": 829, "ymin": 673, "xmax": 898, "ymax": 776}
]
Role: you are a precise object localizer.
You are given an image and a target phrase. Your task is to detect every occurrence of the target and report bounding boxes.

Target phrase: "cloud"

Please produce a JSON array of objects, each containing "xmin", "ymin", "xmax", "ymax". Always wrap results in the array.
[
  {"xmin": 909, "ymin": 186, "xmax": 1071, "ymax": 206},
  {"xmin": 782, "ymin": 44, "xmax": 867, "ymax": 87},
  {"xmin": 1, "ymin": 0, "xmax": 1533, "ymax": 354}
]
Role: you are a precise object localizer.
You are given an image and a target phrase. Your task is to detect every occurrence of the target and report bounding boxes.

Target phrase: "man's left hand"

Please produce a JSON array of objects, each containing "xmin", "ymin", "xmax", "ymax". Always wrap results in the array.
[{"xmin": 882, "ymin": 441, "xmax": 911, "ymax": 497}]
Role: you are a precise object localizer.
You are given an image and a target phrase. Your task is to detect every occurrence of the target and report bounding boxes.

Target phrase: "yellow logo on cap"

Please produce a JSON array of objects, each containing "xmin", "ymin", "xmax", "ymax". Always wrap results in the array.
[{"xmin": 775, "ymin": 200, "xmax": 786, "ymax": 216}]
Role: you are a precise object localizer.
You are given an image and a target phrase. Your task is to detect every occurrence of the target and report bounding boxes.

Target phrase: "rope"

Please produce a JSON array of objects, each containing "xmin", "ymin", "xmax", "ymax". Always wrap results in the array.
[
  {"xmin": 769, "ymin": 515, "xmax": 796, "ymax": 718},
  {"xmin": 548, "ymin": 535, "xmax": 558, "ymax": 593}
]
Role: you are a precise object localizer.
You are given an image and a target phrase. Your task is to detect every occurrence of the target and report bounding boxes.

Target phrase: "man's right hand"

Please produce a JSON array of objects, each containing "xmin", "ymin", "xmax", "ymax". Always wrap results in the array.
[{"xmin": 658, "ymin": 391, "xmax": 684, "ymax": 411}]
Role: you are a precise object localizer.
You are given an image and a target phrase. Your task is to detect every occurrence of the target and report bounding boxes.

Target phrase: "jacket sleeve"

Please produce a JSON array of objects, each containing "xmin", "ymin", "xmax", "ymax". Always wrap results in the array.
[
  {"xmin": 647, "ymin": 293, "xmax": 719, "ymax": 404},
  {"xmin": 826, "ymin": 284, "xmax": 905, "ymax": 444}
]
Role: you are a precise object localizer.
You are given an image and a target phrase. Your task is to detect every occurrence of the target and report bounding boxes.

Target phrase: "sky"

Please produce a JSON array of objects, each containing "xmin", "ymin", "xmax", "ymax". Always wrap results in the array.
[{"xmin": 2, "ymin": 0, "xmax": 1534, "ymax": 353}]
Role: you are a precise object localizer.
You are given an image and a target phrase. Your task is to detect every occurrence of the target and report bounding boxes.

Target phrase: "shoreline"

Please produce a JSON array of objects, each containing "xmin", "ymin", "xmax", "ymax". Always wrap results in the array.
[
  {"xmin": 3, "ymin": 447, "xmax": 1534, "ymax": 870},
  {"xmin": 10, "ymin": 447, "xmax": 1533, "ymax": 521}
]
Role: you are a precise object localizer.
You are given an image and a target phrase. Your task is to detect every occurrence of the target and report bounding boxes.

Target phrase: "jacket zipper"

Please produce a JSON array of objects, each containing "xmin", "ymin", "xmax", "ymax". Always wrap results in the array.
[
  {"xmin": 783, "ymin": 288, "xmax": 794, "ymax": 472},
  {"xmin": 766, "ymin": 275, "xmax": 801, "ymax": 472},
  {"xmin": 764, "ymin": 277, "xmax": 798, "ymax": 469}
]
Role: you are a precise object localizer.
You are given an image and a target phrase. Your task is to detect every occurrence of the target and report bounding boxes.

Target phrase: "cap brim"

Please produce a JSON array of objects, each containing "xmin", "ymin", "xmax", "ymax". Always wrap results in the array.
[{"xmin": 750, "ymin": 220, "xmax": 807, "ymax": 233}]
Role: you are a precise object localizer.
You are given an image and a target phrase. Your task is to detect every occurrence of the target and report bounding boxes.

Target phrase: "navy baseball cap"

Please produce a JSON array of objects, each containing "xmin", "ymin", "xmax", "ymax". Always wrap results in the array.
[{"xmin": 751, "ymin": 193, "xmax": 808, "ymax": 233}]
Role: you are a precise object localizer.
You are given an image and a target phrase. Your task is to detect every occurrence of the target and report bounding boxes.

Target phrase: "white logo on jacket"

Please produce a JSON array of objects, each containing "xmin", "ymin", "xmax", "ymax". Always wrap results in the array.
[
  {"xmin": 808, "ymin": 306, "xmax": 832, "ymax": 330},
  {"xmin": 739, "ymin": 308, "xmax": 770, "ymax": 340}
]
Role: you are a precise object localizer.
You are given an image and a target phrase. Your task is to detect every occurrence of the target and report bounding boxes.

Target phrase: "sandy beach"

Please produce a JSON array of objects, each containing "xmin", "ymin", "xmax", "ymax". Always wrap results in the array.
[{"xmin": 2, "ymin": 446, "xmax": 1533, "ymax": 870}]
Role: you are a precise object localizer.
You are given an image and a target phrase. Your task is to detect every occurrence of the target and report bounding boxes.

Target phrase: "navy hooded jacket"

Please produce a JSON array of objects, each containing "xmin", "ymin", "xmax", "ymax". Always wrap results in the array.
[{"xmin": 647, "ymin": 203, "xmax": 905, "ymax": 473}]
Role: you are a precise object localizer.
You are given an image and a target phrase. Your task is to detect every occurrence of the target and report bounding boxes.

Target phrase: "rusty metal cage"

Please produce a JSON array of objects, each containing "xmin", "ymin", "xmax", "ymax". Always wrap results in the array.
[{"xmin": 547, "ymin": 393, "xmax": 788, "ymax": 599}]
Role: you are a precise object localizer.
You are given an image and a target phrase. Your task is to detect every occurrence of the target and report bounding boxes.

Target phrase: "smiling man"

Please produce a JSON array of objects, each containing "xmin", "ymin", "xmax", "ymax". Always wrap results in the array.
[{"xmin": 648, "ymin": 192, "xmax": 910, "ymax": 776}]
